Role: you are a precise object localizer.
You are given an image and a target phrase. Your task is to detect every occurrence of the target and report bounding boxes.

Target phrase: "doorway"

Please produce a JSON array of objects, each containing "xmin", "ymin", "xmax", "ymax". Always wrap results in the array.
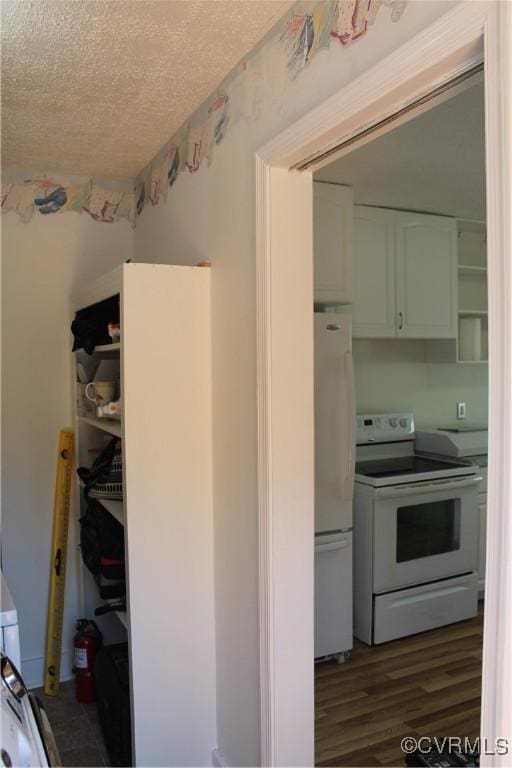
[
  {"xmin": 255, "ymin": 3, "xmax": 511, "ymax": 766},
  {"xmin": 313, "ymin": 76, "xmax": 486, "ymax": 766}
]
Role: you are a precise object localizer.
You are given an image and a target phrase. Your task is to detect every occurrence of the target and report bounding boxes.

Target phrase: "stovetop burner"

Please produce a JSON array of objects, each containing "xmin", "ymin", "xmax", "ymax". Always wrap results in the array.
[
  {"xmin": 355, "ymin": 412, "xmax": 479, "ymax": 487},
  {"xmin": 355, "ymin": 455, "xmax": 467, "ymax": 479}
]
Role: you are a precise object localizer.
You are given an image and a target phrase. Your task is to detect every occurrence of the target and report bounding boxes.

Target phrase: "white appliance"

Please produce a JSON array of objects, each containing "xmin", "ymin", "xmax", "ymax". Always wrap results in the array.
[
  {"xmin": 0, "ymin": 576, "xmax": 59, "ymax": 767},
  {"xmin": 353, "ymin": 413, "xmax": 481, "ymax": 645},
  {"xmin": 1, "ymin": 655, "xmax": 60, "ymax": 767},
  {"xmin": 415, "ymin": 425, "xmax": 488, "ymax": 595},
  {"xmin": 314, "ymin": 312, "xmax": 355, "ymax": 661},
  {"xmin": 1, "ymin": 571, "xmax": 21, "ymax": 671}
]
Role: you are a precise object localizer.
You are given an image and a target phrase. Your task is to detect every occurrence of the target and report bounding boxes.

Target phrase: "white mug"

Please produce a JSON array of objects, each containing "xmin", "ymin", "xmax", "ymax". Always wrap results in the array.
[{"xmin": 85, "ymin": 380, "xmax": 116, "ymax": 405}]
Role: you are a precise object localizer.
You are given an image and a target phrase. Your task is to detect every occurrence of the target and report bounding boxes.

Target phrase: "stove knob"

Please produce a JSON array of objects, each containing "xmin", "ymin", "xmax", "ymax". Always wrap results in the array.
[
  {"xmin": 389, "ymin": 418, "xmax": 398, "ymax": 428},
  {"xmin": 399, "ymin": 418, "xmax": 408, "ymax": 429}
]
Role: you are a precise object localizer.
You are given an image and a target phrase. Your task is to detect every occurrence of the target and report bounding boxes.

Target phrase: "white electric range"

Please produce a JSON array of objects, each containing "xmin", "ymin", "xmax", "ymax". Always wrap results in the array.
[
  {"xmin": 415, "ymin": 425, "xmax": 488, "ymax": 595},
  {"xmin": 353, "ymin": 412, "xmax": 481, "ymax": 645}
]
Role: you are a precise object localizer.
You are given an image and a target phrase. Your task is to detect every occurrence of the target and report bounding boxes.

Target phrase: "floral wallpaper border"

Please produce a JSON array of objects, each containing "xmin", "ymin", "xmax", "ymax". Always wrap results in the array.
[
  {"xmin": 1, "ymin": 0, "xmax": 406, "ymax": 228},
  {"xmin": 1, "ymin": 176, "xmax": 135, "ymax": 225}
]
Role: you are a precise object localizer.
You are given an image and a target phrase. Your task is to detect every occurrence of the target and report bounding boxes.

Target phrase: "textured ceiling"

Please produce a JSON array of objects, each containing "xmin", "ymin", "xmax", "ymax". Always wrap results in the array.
[
  {"xmin": 315, "ymin": 82, "xmax": 486, "ymax": 221},
  {"xmin": 1, "ymin": 0, "xmax": 294, "ymax": 178}
]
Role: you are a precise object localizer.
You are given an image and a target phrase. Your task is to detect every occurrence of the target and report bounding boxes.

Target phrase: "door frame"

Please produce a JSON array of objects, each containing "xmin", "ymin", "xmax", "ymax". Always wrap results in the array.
[{"xmin": 255, "ymin": 2, "xmax": 511, "ymax": 765}]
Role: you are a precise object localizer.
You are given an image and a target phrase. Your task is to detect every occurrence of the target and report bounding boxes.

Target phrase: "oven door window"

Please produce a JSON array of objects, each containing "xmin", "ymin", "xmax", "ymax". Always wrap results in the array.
[{"xmin": 396, "ymin": 499, "xmax": 461, "ymax": 563}]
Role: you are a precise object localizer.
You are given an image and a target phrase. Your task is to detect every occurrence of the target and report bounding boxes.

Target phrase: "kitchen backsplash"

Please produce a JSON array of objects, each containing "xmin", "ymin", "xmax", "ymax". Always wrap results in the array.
[{"xmin": 353, "ymin": 339, "xmax": 488, "ymax": 427}]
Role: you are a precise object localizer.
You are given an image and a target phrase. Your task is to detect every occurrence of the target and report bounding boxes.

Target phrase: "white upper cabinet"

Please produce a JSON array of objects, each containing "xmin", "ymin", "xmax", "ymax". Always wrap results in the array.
[
  {"xmin": 395, "ymin": 212, "xmax": 458, "ymax": 338},
  {"xmin": 352, "ymin": 207, "xmax": 458, "ymax": 339},
  {"xmin": 314, "ymin": 182, "xmax": 354, "ymax": 305},
  {"xmin": 352, "ymin": 207, "xmax": 396, "ymax": 338}
]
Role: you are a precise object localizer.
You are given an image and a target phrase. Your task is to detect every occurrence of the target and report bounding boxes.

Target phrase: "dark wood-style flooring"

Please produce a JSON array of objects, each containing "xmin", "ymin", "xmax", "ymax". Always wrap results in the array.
[{"xmin": 315, "ymin": 611, "xmax": 483, "ymax": 767}]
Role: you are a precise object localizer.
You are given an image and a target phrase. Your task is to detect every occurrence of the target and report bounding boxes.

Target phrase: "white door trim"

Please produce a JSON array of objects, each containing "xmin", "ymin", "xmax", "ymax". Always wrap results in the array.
[
  {"xmin": 256, "ymin": 159, "xmax": 315, "ymax": 767},
  {"xmin": 255, "ymin": 2, "xmax": 511, "ymax": 766},
  {"xmin": 480, "ymin": 0, "xmax": 512, "ymax": 754}
]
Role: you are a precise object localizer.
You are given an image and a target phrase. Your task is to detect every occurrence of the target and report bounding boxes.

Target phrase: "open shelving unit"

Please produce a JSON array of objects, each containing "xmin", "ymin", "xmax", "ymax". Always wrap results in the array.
[
  {"xmin": 424, "ymin": 218, "xmax": 488, "ymax": 365},
  {"xmin": 71, "ymin": 263, "xmax": 216, "ymax": 766},
  {"xmin": 457, "ymin": 219, "xmax": 488, "ymax": 363},
  {"xmin": 77, "ymin": 415, "xmax": 122, "ymax": 438},
  {"xmin": 94, "ymin": 342, "xmax": 121, "ymax": 353}
]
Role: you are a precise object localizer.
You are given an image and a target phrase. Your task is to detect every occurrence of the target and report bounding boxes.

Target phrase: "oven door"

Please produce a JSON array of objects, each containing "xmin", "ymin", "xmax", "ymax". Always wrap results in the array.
[{"xmin": 372, "ymin": 475, "xmax": 481, "ymax": 593}]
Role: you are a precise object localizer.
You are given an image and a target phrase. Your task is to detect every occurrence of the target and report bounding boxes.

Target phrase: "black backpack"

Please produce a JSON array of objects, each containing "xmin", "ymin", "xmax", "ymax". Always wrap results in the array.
[{"xmin": 79, "ymin": 499, "xmax": 125, "ymax": 598}]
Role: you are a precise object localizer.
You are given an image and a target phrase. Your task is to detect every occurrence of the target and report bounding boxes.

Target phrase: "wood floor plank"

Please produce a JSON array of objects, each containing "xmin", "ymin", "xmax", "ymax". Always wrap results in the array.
[
  {"xmin": 357, "ymin": 684, "xmax": 478, "ymax": 729},
  {"xmin": 321, "ymin": 626, "xmax": 481, "ymax": 675},
  {"xmin": 321, "ymin": 732, "xmax": 419, "ymax": 768},
  {"xmin": 316, "ymin": 687, "xmax": 425, "ymax": 731},
  {"xmin": 316, "ymin": 631, "xmax": 480, "ymax": 675},
  {"xmin": 315, "ymin": 612, "xmax": 483, "ymax": 767},
  {"xmin": 315, "ymin": 648, "xmax": 478, "ymax": 706},
  {"xmin": 422, "ymin": 665, "xmax": 481, "ymax": 693},
  {"xmin": 316, "ymin": 636, "xmax": 482, "ymax": 695},
  {"xmin": 317, "ymin": 719, "xmax": 415, "ymax": 761},
  {"xmin": 403, "ymin": 693, "xmax": 481, "ymax": 729},
  {"xmin": 385, "ymin": 650, "xmax": 479, "ymax": 680}
]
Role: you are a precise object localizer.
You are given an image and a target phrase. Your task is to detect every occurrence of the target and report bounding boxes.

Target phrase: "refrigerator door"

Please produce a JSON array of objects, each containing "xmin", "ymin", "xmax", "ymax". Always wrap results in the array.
[
  {"xmin": 314, "ymin": 531, "xmax": 353, "ymax": 659},
  {"xmin": 314, "ymin": 313, "xmax": 355, "ymax": 533}
]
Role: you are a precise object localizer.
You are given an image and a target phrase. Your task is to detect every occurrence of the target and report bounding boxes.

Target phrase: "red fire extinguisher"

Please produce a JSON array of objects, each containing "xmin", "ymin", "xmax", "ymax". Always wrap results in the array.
[{"xmin": 73, "ymin": 619, "xmax": 103, "ymax": 703}]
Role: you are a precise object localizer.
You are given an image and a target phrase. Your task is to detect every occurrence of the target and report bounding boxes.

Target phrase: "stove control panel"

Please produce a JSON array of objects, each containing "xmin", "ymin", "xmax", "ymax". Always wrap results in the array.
[{"xmin": 356, "ymin": 413, "xmax": 415, "ymax": 444}]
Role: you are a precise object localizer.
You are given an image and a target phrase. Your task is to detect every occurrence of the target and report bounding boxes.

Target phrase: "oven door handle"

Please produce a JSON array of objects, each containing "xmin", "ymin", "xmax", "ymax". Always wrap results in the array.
[{"xmin": 374, "ymin": 475, "xmax": 482, "ymax": 500}]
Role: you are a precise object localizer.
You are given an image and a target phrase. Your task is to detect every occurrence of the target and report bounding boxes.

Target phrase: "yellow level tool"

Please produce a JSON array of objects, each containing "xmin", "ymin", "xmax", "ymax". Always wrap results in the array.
[{"xmin": 44, "ymin": 429, "xmax": 74, "ymax": 696}]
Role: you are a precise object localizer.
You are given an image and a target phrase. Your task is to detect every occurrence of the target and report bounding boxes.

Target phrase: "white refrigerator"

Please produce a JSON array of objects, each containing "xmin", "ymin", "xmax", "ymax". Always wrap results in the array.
[{"xmin": 314, "ymin": 312, "xmax": 355, "ymax": 660}]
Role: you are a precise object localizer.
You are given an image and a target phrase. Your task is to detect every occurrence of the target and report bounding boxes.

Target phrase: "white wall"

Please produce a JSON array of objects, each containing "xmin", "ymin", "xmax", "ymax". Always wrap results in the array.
[
  {"xmin": 1, "ymin": 211, "xmax": 133, "ymax": 687},
  {"xmin": 353, "ymin": 339, "xmax": 488, "ymax": 427},
  {"xmin": 134, "ymin": 2, "xmax": 460, "ymax": 763}
]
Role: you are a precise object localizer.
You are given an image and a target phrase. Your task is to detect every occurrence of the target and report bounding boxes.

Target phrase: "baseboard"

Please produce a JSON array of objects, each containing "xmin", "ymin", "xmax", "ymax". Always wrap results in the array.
[
  {"xmin": 212, "ymin": 748, "xmax": 230, "ymax": 767},
  {"xmin": 22, "ymin": 650, "xmax": 73, "ymax": 689}
]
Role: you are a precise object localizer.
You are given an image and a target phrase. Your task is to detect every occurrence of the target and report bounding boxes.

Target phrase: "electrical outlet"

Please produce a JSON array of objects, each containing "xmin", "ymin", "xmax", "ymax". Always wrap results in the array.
[{"xmin": 457, "ymin": 401, "xmax": 466, "ymax": 420}]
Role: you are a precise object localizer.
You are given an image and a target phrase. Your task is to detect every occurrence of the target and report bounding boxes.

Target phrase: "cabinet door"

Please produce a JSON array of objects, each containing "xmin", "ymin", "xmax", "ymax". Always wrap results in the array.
[
  {"xmin": 478, "ymin": 500, "xmax": 487, "ymax": 594},
  {"xmin": 396, "ymin": 212, "xmax": 457, "ymax": 338},
  {"xmin": 313, "ymin": 183, "xmax": 353, "ymax": 305},
  {"xmin": 352, "ymin": 206, "xmax": 396, "ymax": 338}
]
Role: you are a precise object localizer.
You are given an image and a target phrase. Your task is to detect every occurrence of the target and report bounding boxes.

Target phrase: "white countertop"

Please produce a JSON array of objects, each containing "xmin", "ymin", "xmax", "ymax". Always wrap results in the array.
[{"xmin": 415, "ymin": 427, "xmax": 488, "ymax": 458}]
